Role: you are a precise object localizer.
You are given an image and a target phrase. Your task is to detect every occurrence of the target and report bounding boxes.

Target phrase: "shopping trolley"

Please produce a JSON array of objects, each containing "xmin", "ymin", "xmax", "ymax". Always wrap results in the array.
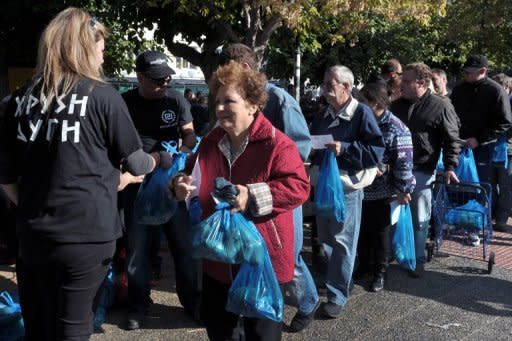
[{"xmin": 431, "ymin": 181, "xmax": 495, "ymax": 274}]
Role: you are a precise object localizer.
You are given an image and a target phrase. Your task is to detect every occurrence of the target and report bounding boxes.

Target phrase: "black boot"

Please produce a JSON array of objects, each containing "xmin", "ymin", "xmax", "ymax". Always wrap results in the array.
[{"xmin": 370, "ymin": 273, "xmax": 385, "ymax": 292}]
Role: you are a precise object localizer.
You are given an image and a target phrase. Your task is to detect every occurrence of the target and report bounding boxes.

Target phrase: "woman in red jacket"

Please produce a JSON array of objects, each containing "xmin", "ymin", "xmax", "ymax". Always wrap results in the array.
[{"xmin": 172, "ymin": 61, "xmax": 310, "ymax": 340}]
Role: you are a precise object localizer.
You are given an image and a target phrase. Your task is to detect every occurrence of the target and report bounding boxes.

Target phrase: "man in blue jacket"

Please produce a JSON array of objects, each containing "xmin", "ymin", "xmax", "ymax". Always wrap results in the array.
[
  {"xmin": 219, "ymin": 43, "xmax": 318, "ymax": 332},
  {"xmin": 310, "ymin": 65, "xmax": 385, "ymax": 318}
]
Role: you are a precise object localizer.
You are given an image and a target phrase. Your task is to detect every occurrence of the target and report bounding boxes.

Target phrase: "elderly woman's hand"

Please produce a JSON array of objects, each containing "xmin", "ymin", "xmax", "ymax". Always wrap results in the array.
[
  {"xmin": 325, "ymin": 141, "xmax": 343, "ymax": 156},
  {"xmin": 172, "ymin": 175, "xmax": 196, "ymax": 201},
  {"xmin": 231, "ymin": 185, "xmax": 250, "ymax": 214}
]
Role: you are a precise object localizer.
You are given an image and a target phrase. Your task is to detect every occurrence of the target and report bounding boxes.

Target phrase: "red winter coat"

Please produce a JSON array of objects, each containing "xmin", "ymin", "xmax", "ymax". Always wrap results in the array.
[{"xmin": 186, "ymin": 113, "xmax": 310, "ymax": 284}]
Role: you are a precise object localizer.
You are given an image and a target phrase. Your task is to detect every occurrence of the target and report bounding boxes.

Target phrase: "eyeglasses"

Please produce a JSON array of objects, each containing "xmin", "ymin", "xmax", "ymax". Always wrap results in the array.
[
  {"xmin": 320, "ymin": 82, "xmax": 342, "ymax": 91},
  {"xmin": 148, "ymin": 76, "xmax": 171, "ymax": 87}
]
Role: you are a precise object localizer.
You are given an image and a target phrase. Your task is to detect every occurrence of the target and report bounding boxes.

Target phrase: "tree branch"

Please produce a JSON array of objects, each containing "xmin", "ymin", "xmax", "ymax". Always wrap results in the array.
[
  {"xmin": 166, "ymin": 41, "xmax": 202, "ymax": 67},
  {"xmin": 256, "ymin": 12, "xmax": 282, "ymax": 46}
]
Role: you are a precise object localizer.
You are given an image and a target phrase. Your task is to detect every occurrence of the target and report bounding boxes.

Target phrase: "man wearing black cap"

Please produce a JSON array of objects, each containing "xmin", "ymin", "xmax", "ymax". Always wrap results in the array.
[
  {"xmin": 451, "ymin": 55, "xmax": 512, "ymax": 181},
  {"xmin": 121, "ymin": 50, "xmax": 198, "ymax": 329},
  {"xmin": 451, "ymin": 54, "xmax": 512, "ymax": 235}
]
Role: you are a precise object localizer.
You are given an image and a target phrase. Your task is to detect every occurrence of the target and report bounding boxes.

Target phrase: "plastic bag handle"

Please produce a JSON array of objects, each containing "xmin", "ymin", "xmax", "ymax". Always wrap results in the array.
[
  {"xmin": 0, "ymin": 291, "xmax": 15, "ymax": 306},
  {"xmin": 161, "ymin": 140, "xmax": 178, "ymax": 155}
]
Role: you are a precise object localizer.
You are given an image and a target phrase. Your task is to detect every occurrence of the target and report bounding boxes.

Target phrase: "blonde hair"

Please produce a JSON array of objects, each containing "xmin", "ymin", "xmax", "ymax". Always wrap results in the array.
[{"xmin": 34, "ymin": 7, "xmax": 108, "ymax": 109}]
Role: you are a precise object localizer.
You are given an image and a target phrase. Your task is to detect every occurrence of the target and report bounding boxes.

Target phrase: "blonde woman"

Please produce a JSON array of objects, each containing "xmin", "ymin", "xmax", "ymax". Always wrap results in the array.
[{"xmin": 0, "ymin": 7, "xmax": 159, "ymax": 340}]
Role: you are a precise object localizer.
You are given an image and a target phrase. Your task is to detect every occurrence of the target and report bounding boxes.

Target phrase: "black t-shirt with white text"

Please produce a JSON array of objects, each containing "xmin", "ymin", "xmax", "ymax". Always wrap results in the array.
[
  {"xmin": 0, "ymin": 79, "xmax": 143, "ymax": 245},
  {"xmin": 122, "ymin": 89, "xmax": 193, "ymax": 153}
]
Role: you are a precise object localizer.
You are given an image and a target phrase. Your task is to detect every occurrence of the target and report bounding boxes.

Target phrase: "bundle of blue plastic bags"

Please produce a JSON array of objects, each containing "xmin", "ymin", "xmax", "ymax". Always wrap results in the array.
[
  {"xmin": 444, "ymin": 199, "xmax": 488, "ymax": 230},
  {"xmin": 392, "ymin": 204, "xmax": 416, "ymax": 271},
  {"xmin": 134, "ymin": 140, "xmax": 187, "ymax": 225},
  {"xmin": 191, "ymin": 201, "xmax": 264, "ymax": 265},
  {"xmin": 191, "ymin": 177, "xmax": 283, "ymax": 322},
  {"xmin": 314, "ymin": 149, "xmax": 345, "ymax": 222},
  {"xmin": 0, "ymin": 291, "xmax": 24, "ymax": 340}
]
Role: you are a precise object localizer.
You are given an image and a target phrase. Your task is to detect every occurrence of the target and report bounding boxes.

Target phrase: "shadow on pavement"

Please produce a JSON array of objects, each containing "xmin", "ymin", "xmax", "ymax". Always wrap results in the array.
[{"xmin": 384, "ymin": 263, "xmax": 512, "ymax": 318}]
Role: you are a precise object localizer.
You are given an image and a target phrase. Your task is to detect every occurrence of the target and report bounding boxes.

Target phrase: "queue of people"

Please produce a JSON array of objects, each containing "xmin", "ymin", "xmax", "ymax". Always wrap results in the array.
[{"xmin": 1, "ymin": 6, "xmax": 512, "ymax": 341}]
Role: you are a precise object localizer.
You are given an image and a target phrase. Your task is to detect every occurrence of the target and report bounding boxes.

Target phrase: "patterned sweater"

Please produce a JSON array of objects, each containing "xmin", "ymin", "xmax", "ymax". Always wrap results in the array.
[{"xmin": 364, "ymin": 110, "xmax": 416, "ymax": 201}]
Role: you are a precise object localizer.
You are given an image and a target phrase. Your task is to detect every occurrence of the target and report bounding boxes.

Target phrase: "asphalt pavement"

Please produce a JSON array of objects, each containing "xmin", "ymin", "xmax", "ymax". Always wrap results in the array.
[{"xmin": 1, "ymin": 241, "xmax": 511, "ymax": 340}]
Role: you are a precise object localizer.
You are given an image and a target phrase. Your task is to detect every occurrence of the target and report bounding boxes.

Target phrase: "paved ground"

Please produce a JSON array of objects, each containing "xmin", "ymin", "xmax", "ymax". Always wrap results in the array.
[{"xmin": 1, "ymin": 223, "xmax": 512, "ymax": 341}]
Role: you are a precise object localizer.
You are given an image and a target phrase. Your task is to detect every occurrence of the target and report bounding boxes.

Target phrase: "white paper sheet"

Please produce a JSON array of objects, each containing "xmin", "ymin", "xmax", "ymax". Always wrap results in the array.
[
  {"xmin": 311, "ymin": 134, "xmax": 334, "ymax": 150},
  {"xmin": 390, "ymin": 200, "xmax": 400, "ymax": 225}
]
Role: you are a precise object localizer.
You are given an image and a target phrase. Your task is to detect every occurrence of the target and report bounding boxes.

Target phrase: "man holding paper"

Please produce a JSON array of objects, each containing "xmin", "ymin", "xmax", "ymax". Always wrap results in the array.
[{"xmin": 310, "ymin": 65, "xmax": 385, "ymax": 318}]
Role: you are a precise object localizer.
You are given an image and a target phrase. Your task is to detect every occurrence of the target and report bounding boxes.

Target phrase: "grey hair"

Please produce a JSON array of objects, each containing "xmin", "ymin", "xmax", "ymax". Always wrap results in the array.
[
  {"xmin": 432, "ymin": 68, "xmax": 447, "ymax": 80},
  {"xmin": 325, "ymin": 65, "xmax": 354, "ymax": 91}
]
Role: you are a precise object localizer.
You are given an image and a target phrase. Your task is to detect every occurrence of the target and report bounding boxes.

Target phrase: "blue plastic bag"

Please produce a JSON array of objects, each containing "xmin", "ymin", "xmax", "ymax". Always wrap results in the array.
[
  {"xmin": 492, "ymin": 135, "xmax": 508, "ymax": 168},
  {"xmin": 392, "ymin": 204, "xmax": 416, "ymax": 271},
  {"xmin": 93, "ymin": 266, "xmax": 115, "ymax": 331},
  {"xmin": 0, "ymin": 291, "xmax": 24, "ymax": 340},
  {"xmin": 436, "ymin": 148, "xmax": 479, "ymax": 184},
  {"xmin": 134, "ymin": 141, "xmax": 187, "ymax": 225},
  {"xmin": 444, "ymin": 199, "xmax": 488, "ymax": 230},
  {"xmin": 314, "ymin": 149, "xmax": 345, "ymax": 223},
  {"xmin": 436, "ymin": 150, "xmax": 445, "ymax": 172},
  {"xmin": 191, "ymin": 202, "xmax": 264, "ymax": 264},
  {"xmin": 226, "ymin": 248, "xmax": 283, "ymax": 322},
  {"xmin": 455, "ymin": 148, "xmax": 479, "ymax": 183}
]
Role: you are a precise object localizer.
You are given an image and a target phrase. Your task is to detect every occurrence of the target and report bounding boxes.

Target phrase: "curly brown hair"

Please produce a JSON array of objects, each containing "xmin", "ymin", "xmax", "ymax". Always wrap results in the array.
[{"xmin": 209, "ymin": 61, "xmax": 268, "ymax": 108}]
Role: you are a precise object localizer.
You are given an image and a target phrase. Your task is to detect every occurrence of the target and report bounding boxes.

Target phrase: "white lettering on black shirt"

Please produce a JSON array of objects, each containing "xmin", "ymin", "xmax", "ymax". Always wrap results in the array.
[{"xmin": 15, "ymin": 92, "xmax": 89, "ymax": 144}]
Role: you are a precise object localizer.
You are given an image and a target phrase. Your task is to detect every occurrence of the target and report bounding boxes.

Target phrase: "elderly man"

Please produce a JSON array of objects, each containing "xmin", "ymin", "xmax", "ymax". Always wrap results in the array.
[
  {"xmin": 310, "ymin": 65, "xmax": 385, "ymax": 318},
  {"xmin": 391, "ymin": 63, "xmax": 461, "ymax": 276}
]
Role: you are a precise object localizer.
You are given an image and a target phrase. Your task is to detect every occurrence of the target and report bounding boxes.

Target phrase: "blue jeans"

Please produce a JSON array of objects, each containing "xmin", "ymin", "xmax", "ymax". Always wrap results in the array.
[
  {"xmin": 410, "ymin": 171, "xmax": 435, "ymax": 265},
  {"xmin": 282, "ymin": 206, "xmax": 319, "ymax": 314},
  {"xmin": 316, "ymin": 189, "xmax": 363, "ymax": 306},
  {"xmin": 490, "ymin": 157, "xmax": 511, "ymax": 224},
  {"xmin": 125, "ymin": 186, "xmax": 199, "ymax": 313}
]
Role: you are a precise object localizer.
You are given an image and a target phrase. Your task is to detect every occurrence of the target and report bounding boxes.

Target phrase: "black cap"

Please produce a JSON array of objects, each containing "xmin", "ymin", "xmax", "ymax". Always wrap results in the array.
[
  {"xmin": 135, "ymin": 51, "xmax": 175, "ymax": 78},
  {"xmin": 463, "ymin": 54, "xmax": 488, "ymax": 72}
]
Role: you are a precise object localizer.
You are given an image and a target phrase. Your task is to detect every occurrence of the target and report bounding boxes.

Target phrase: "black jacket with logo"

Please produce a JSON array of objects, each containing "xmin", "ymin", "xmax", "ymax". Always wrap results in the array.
[{"xmin": 391, "ymin": 90, "xmax": 461, "ymax": 172}]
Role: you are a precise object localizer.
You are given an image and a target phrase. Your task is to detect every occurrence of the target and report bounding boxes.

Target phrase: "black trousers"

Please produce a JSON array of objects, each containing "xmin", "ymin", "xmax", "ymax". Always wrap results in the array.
[
  {"xmin": 357, "ymin": 198, "xmax": 391, "ymax": 275},
  {"xmin": 16, "ymin": 240, "xmax": 115, "ymax": 341},
  {"xmin": 200, "ymin": 274, "xmax": 282, "ymax": 341}
]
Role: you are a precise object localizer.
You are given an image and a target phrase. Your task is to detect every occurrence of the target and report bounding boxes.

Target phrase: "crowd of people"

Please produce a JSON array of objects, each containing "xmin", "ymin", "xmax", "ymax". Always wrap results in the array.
[{"xmin": 1, "ymin": 6, "xmax": 512, "ymax": 341}]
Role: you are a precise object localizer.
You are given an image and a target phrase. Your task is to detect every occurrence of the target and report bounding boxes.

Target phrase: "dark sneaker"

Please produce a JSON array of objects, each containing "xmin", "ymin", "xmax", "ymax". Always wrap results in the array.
[
  {"xmin": 370, "ymin": 274, "xmax": 385, "ymax": 292},
  {"xmin": 288, "ymin": 300, "xmax": 320, "ymax": 333},
  {"xmin": 126, "ymin": 308, "xmax": 146, "ymax": 330},
  {"xmin": 407, "ymin": 263, "xmax": 425, "ymax": 279},
  {"xmin": 320, "ymin": 302, "xmax": 342, "ymax": 319}
]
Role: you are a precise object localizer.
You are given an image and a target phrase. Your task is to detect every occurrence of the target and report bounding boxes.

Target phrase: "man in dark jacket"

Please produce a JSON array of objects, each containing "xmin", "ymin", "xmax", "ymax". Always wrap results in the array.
[
  {"xmin": 391, "ymin": 62, "xmax": 461, "ymax": 277},
  {"xmin": 451, "ymin": 55, "xmax": 512, "ymax": 182},
  {"xmin": 451, "ymin": 55, "xmax": 512, "ymax": 232}
]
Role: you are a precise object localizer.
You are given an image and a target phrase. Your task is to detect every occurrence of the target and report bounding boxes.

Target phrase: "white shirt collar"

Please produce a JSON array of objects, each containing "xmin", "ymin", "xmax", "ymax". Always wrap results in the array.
[{"xmin": 324, "ymin": 96, "xmax": 359, "ymax": 121}]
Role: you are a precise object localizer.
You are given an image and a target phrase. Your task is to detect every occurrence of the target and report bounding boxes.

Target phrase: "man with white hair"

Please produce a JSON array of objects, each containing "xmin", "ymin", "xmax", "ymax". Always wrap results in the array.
[{"xmin": 310, "ymin": 65, "xmax": 385, "ymax": 318}]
